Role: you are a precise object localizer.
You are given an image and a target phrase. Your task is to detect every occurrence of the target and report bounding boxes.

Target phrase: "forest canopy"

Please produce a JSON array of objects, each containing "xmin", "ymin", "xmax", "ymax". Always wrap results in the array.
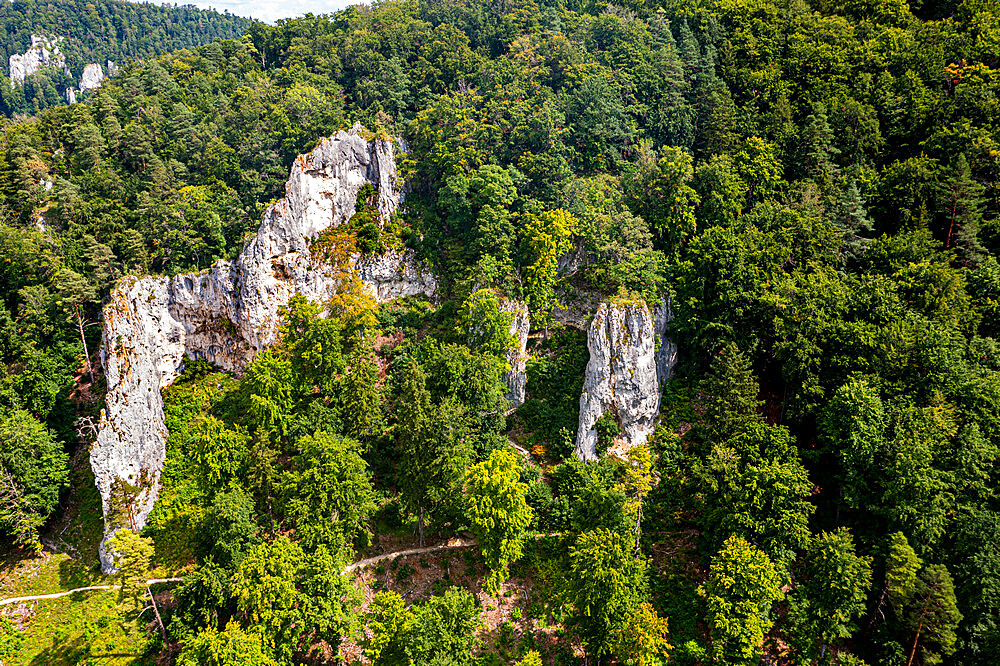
[{"xmin": 0, "ymin": 0, "xmax": 999, "ymax": 664}]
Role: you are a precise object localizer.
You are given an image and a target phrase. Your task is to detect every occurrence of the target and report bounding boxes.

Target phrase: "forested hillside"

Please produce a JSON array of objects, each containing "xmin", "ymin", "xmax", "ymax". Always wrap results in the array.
[
  {"xmin": 0, "ymin": 0, "xmax": 249, "ymax": 115},
  {"xmin": 1, "ymin": 0, "xmax": 1000, "ymax": 664}
]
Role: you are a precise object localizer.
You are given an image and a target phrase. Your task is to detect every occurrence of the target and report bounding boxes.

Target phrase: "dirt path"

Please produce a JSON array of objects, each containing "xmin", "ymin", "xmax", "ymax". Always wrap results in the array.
[
  {"xmin": 2, "ymin": 532, "xmax": 563, "ymax": 606},
  {"xmin": 0, "ymin": 578, "xmax": 182, "ymax": 607},
  {"xmin": 0, "ymin": 539, "xmax": 484, "ymax": 607}
]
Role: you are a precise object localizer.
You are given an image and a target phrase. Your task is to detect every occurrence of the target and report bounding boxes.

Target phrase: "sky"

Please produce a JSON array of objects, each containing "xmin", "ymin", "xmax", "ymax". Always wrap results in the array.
[{"xmin": 167, "ymin": 0, "xmax": 359, "ymax": 23}]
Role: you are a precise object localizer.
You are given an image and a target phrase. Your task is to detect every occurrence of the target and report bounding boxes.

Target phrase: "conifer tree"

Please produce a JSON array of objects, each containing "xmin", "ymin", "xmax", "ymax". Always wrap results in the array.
[{"xmin": 937, "ymin": 153, "xmax": 986, "ymax": 264}]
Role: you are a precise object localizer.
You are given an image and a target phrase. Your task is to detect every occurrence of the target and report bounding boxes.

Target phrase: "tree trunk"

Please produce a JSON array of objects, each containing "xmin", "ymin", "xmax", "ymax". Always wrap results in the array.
[
  {"xmin": 945, "ymin": 196, "xmax": 958, "ymax": 249},
  {"xmin": 634, "ymin": 501, "xmax": 643, "ymax": 554},
  {"xmin": 77, "ymin": 304, "xmax": 95, "ymax": 386},
  {"xmin": 906, "ymin": 622, "xmax": 923, "ymax": 666},
  {"xmin": 418, "ymin": 507, "xmax": 425, "ymax": 548},
  {"xmin": 146, "ymin": 586, "xmax": 166, "ymax": 640}
]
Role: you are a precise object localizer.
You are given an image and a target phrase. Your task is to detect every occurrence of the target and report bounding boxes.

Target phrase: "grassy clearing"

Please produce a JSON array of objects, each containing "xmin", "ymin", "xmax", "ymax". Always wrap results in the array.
[
  {"xmin": 0, "ymin": 550, "xmax": 157, "ymax": 666},
  {"xmin": 0, "ymin": 438, "xmax": 167, "ymax": 664}
]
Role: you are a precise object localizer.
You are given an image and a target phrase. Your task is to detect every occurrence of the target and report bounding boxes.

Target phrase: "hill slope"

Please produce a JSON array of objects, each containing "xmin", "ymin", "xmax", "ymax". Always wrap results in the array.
[{"xmin": 0, "ymin": 0, "xmax": 250, "ymax": 115}]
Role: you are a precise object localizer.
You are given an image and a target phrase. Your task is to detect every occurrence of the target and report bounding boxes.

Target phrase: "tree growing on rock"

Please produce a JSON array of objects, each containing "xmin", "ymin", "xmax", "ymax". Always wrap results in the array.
[{"xmin": 520, "ymin": 209, "xmax": 577, "ymax": 326}]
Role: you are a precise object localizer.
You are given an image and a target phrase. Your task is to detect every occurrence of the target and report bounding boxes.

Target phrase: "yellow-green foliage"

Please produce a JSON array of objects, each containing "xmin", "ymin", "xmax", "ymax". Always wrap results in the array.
[
  {"xmin": 699, "ymin": 535, "xmax": 783, "ymax": 666},
  {"xmin": 521, "ymin": 209, "xmax": 577, "ymax": 323},
  {"xmin": 466, "ymin": 448, "xmax": 534, "ymax": 595}
]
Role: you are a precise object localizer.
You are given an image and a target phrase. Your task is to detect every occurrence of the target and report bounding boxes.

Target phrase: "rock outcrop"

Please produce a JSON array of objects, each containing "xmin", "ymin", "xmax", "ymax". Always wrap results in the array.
[
  {"xmin": 79, "ymin": 63, "xmax": 104, "ymax": 91},
  {"xmin": 93, "ymin": 126, "xmax": 437, "ymax": 571},
  {"xmin": 9, "ymin": 35, "xmax": 65, "ymax": 85},
  {"xmin": 573, "ymin": 300, "xmax": 676, "ymax": 460},
  {"xmin": 501, "ymin": 299, "xmax": 529, "ymax": 407},
  {"xmin": 652, "ymin": 299, "xmax": 678, "ymax": 386}
]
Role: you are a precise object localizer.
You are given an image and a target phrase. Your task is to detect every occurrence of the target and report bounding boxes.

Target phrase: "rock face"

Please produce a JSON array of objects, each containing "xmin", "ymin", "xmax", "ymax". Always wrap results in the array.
[
  {"xmin": 573, "ymin": 300, "xmax": 676, "ymax": 461},
  {"xmin": 79, "ymin": 63, "xmax": 104, "ymax": 91},
  {"xmin": 93, "ymin": 126, "xmax": 437, "ymax": 571},
  {"xmin": 501, "ymin": 299, "xmax": 529, "ymax": 407},
  {"xmin": 652, "ymin": 298, "xmax": 678, "ymax": 386},
  {"xmin": 9, "ymin": 35, "xmax": 65, "ymax": 85}
]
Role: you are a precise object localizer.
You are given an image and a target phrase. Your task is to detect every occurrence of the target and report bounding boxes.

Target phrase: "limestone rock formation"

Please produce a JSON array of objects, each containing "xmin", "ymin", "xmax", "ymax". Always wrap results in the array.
[
  {"xmin": 79, "ymin": 63, "xmax": 104, "ymax": 90},
  {"xmin": 573, "ymin": 300, "xmax": 676, "ymax": 460},
  {"xmin": 501, "ymin": 299, "xmax": 529, "ymax": 407},
  {"xmin": 9, "ymin": 35, "xmax": 65, "ymax": 85},
  {"xmin": 93, "ymin": 126, "xmax": 436, "ymax": 571},
  {"xmin": 653, "ymin": 299, "xmax": 678, "ymax": 386}
]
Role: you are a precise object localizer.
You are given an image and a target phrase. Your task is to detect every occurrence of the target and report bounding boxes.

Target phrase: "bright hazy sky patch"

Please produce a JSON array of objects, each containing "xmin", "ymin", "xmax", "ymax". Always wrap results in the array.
[{"xmin": 165, "ymin": 0, "xmax": 359, "ymax": 23}]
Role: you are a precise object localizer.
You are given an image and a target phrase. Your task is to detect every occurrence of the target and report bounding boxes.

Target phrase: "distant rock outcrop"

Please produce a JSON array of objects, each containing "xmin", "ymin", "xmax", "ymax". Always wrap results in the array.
[
  {"xmin": 79, "ymin": 62, "xmax": 104, "ymax": 90},
  {"xmin": 573, "ymin": 299, "xmax": 676, "ymax": 460},
  {"xmin": 93, "ymin": 126, "xmax": 437, "ymax": 571},
  {"xmin": 9, "ymin": 35, "xmax": 109, "ymax": 98},
  {"xmin": 9, "ymin": 34, "xmax": 65, "ymax": 85}
]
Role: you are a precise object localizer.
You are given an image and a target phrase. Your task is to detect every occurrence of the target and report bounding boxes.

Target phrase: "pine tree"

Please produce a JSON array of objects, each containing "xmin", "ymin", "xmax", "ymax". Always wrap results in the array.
[
  {"xmin": 394, "ymin": 358, "xmax": 471, "ymax": 546},
  {"xmin": 798, "ymin": 103, "xmax": 840, "ymax": 190},
  {"xmin": 696, "ymin": 342, "xmax": 762, "ymax": 443},
  {"xmin": 830, "ymin": 176, "xmax": 873, "ymax": 262},
  {"xmin": 937, "ymin": 153, "xmax": 986, "ymax": 264}
]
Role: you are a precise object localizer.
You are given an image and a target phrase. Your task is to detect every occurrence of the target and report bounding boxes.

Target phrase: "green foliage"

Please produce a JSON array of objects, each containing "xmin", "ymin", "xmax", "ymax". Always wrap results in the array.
[
  {"xmin": 169, "ymin": 560, "xmax": 233, "ymax": 642},
  {"xmin": 460, "ymin": 288, "xmax": 515, "ymax": 360},
  {"xmin": 279, "ymin": 431, "xmax": 376, "ymax": 554},
  {"xmin": 789, "ymin": 529, "xmax": 873, "ymax": 664},
  {"xmin": 903, "ymin": 564, "xmax": 963, "ymax": 664},
  {"xmin": 695, "ymin": 421, "xmax": 815, "ymax": 566},
  {"xmin": 393, "ymin": 356, "xmax": 473, "ymax": 542},
  {"xmin": 699, "ymin": 536, "xmax": 783, "ymax": 666},
  {"xmin": 0, "ymin": 408, "xmax": 69, "ymax": 549},
  {"xmin": 623, "ymin": 144, "xmax": 700, "ymax": 256},
  {"xmin": 887, "ymin": 532, "xmax": 923, "ymax": 614},
  {"xmin": 243, "ymin": 348, "xmax": 298, "ymax": 442},
  {"xmin": 364, "ymin": 587, "xmax": 480, "ymax": 666},
  {"xmin": 177, "ymin": 621, "xmax": 277, "ymax": 666},
  {"xmin": 0, "ymin": 0, "xmax": 249, "ymax": 117},
  {"xmin": 231, "ymin": 536, "xmax": 303, "ymax": 650},
  {"xmin": 6, "ymin": 0, "xmax": 1000, "ymax": 662},
  {"xmin": 517, "ymin": 328, "xmax": 588, "ymax": 460},
  {"xmin": 0, "ymin": 617, "xmax": 24, "ymax": 661},
  {"xmin": 106, "ymin": 528, "xmax": 153, "ymax": 614},
  {"xmin": 466, "ymin": 448, "xmax": 534, "ymax": 594},
  {"xmin": 566, "ymin": 527, "xmax": 649, "ymax": 658},
  {"xmin": 694, "ymin": 342, "xmax": 761, "ymax": 444},
  {"xmin": 521, "ymin": 209, "xmax": 578, "ymax": 324},
  {"xmin": 191, "ymin": 416, "xmax": 249, "ymax": 496}
]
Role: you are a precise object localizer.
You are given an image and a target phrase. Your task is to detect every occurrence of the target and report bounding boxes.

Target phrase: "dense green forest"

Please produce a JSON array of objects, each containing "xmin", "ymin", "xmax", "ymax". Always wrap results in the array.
[
  {"xmin": 1, "ymin": 0, "xmax": 1000, "ymax": 663},
  {"xmin": 0, "ymin": 0, "xmax": 249, "ymax": 116}
]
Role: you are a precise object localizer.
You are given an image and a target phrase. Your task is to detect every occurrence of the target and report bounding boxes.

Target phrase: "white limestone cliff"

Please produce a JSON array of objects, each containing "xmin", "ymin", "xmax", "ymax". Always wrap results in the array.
[
  {"xmin": 573, "ymin": 300, "xmax": 676, "ymax": 461},
  {"xmin": 501, "ymin": 299, "xmax": 529, "ymax": 407},
  {"xmin": 79, "ymin": 63, "xmax": 104, "ymax": 91},
  {"xmin": 93, "ymin": 126, "xmax": 436, "ymax": 571},
  {"xmin": 9, "ymin": 35, "xmax": 65, "ymax": 85},
  {"xmin": 653, "ymin": 298, "xmax": 678, "ymax": 386}
]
